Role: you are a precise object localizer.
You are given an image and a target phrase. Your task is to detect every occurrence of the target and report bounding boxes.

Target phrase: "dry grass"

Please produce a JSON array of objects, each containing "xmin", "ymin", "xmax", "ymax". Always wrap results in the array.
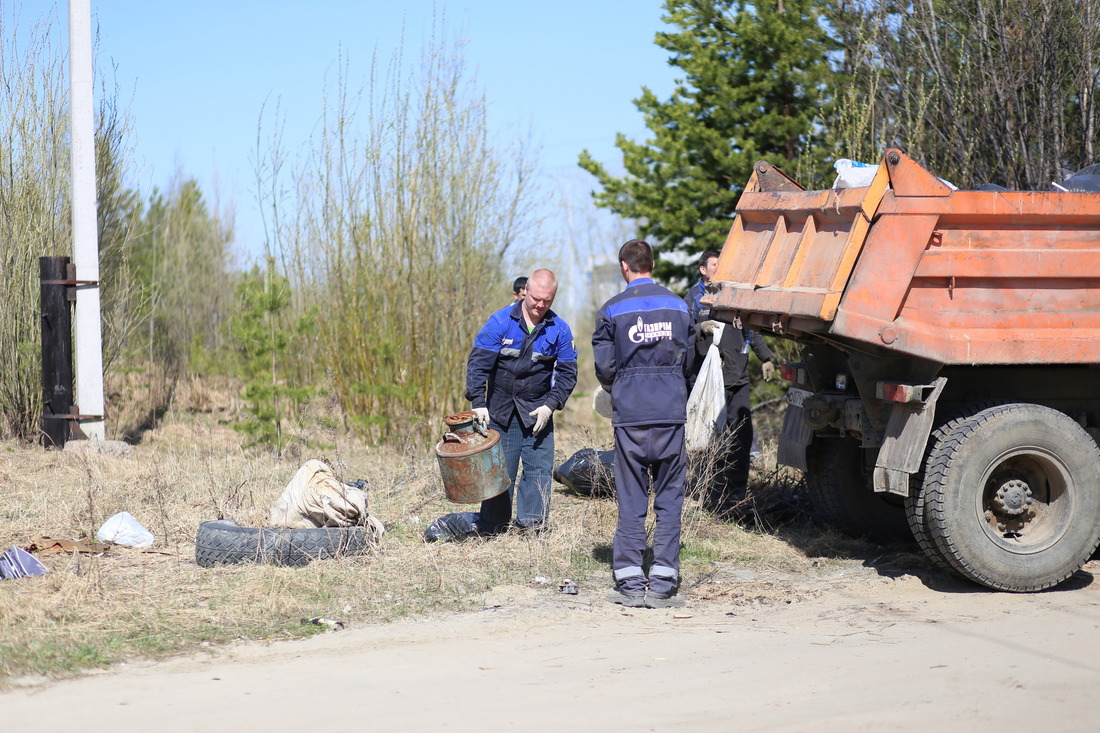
[{"xmin": 0, "ymin": 388, "xmax": 843, "ymax": 685}]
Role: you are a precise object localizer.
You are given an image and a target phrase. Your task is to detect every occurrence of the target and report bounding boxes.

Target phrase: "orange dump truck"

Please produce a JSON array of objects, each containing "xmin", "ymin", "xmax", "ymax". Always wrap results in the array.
[{"xmin": 705, "ymin": 149, "xmax": 1100, "ymax": 591}]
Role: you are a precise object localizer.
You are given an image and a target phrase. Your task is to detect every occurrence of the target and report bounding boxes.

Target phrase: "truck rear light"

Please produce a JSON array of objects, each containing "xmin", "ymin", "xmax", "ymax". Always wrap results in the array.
[
  {"xmin": 877, "ymin": 382, "xmax": 922, "ymax": 403},
  {"xmin": 779, "ymin": 364, "xmax": 806, "ymax": 384}
]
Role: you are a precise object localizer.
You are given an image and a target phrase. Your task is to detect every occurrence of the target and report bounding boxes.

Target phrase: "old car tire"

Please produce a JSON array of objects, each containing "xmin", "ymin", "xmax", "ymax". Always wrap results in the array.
[
  {"xmin": 922, "ymin": 403, "xmax": 1100, "ymax": 591},
  {"xmin": 805, "ymin": 437, "xmax": 911, "ymax": 543},
  {"xmin": 194, "ymin": 520, "xmax": 371, "ymax": 567}
]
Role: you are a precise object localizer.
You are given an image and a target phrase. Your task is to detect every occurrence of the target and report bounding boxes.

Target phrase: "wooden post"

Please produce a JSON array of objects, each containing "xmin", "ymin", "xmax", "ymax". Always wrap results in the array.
[{"xmin": 40, "ymin": 256, "xmax": 74, "ymax": 448}]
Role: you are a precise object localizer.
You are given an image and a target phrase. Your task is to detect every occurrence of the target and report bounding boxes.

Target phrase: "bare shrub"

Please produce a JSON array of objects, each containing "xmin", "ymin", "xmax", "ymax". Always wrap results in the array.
[
  {"xmin": 257, "ymin": 26, "xmax": 539, "ymax": 443},
  {"xmin": 831, "ymin": 0, "xmax": 1100, "ymax": 189},
  {"xmin": 0, "ymin": 8, "xmax": 143, "ymax": 441}
]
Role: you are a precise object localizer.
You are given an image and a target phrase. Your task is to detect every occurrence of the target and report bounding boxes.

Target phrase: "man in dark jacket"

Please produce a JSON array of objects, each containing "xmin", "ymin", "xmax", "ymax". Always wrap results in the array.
[
  {"xmin": 685, "ymin": 250, "xmax": 774, "ymax": 516},
  {"xmin": 593, "ymin": 240, "xmax": 693, "ymax": 608},
  {"xmin": 466, "ymin": 269, "xmax": 577, "ymax": 533}
]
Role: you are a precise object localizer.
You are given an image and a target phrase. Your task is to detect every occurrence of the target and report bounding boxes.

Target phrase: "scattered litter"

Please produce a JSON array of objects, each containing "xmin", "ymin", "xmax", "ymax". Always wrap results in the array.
[
  {"xmin": 0, "ymin": 546, "xmax": 48, "ymax": 580},
  {"xmin": 533, "ymin": 576, "xmax": 550, "ymax": 585},
  {"xmin": 558, "ymin": 579, "xmax": 578, "ymax": 595},
  {"xmin": 302, "ymin": 616, "xmax": 344, "ymax": 631},
  {"xmin": 28, "ymin": 536, "xmax": 110, "ymax": 554},
  {"xmin": 423, "ymin": 512, "xmax": 481, "ymax": 543},
  {"xmin": 672, "ymin": 613, "xmax": 694, "ymax": 619},
  {"xmin": 96, "ymin": 511, "xmax": 155, "ymax": 548}
]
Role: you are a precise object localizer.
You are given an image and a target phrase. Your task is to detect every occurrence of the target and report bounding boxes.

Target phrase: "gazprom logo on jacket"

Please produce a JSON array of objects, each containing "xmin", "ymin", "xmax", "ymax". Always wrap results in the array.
[{"xmin": 628, "ymin": 316, "xmax": 673, "ymax": 344}]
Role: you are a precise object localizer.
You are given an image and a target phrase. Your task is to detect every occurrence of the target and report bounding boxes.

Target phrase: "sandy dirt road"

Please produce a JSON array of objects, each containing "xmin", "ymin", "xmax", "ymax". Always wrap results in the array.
[{"xmin": 3, "ymin": 560, "xmax": 1099, "ymax": 732}]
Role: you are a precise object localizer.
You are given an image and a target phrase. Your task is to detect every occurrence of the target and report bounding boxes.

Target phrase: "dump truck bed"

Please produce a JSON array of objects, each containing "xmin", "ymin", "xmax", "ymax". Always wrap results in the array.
[{"xmin": 707, "ymin": 150, "xmax": 1100, "ymax": 365}]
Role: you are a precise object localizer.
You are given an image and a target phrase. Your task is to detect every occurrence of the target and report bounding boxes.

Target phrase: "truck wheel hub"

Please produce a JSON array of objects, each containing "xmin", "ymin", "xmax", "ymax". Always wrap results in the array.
[{"xmin": 993, "ymin": 479, "xmax": 1033, "ymax": 516}]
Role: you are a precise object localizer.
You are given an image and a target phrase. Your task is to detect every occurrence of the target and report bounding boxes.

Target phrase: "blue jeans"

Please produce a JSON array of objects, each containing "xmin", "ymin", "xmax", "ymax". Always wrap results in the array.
[{"xmin": 477, "ymin": 411, "xmax": 554, "ymax": 531}]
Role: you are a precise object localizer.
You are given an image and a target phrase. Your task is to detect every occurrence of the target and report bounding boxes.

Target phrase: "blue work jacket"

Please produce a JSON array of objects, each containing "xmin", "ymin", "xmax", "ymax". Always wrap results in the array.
[
  {"xmin": 593, "ymin": 278, "xmax": 694, "ymax": 427},
  {"xmin": 465, "ymin": 302, "xmax": 578, "ymax": 429}
]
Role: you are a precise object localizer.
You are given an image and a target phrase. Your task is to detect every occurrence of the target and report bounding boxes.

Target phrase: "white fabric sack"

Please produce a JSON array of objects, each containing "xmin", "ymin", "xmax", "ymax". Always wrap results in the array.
[
  {"xmin": 685, "ymin": 343, "xmax": 727, "ymax": 452},
  {"xmin": 96, "ymin": 511, "xmax": 155, "ymax": 548},
  {"xmin": 269, "ymin": 460, "xmax": 380, "ymax": 533}
]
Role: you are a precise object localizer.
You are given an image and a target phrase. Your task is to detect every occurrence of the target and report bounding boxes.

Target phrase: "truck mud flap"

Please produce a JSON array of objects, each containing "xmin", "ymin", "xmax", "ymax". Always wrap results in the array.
[
  {"xmin": 778, "ymin": 388, "xmax": 814, "ymax": 471},
  {"xmin": 873, "ymin": 377, "xmax": 947, "ymax": 496}
]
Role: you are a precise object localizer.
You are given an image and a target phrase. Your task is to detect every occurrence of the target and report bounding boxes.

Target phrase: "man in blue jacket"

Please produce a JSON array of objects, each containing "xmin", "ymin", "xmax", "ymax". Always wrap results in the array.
[
  {"xmin": 593, "ymin": 240, "xmax": 694, "ymax": 608},
  {"xmin": 466, "ymin": 269, "xmax": 577, "ymax": 533}
]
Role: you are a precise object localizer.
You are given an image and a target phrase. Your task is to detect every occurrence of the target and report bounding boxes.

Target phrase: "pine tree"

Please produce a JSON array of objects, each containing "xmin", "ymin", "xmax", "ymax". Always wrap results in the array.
[{"xmin": 579, "ymin": 0, "xmax": 837, "ymax": 279}]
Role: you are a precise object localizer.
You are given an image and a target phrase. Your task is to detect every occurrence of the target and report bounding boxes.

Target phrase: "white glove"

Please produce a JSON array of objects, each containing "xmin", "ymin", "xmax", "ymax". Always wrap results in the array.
[
  {"xmin": 761, "ymin": 361, "xmax": 775, "ymax": 383},
  {"xmin": 593, "ymin": 386, "xmax": 612, "ymax": 419},
  {"xmin": 529, "ymin": 405, "xmax": 553, "ymax": 434},
  {"xmin": 472, "ymin": 407, "xmax": 489, "ymax": 427},
  {"xmin": 698, "ymin": 320, "xmax": 726, "ymax": 345}
]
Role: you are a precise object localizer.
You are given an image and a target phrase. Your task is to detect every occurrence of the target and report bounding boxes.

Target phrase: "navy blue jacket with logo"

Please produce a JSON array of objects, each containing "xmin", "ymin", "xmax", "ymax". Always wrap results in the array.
[
  {"xmin": 465, "ymin": 302, "xmax": 578, "ymax": 429},
  {"xmin": 592, "ymin": 277, "xmax": 694, "ymax": 427}
]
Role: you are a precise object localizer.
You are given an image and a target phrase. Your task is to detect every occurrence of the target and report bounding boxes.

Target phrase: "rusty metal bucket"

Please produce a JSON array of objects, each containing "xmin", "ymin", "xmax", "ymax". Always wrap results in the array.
[{"xmin": 435, "ymin": 411, "xmax": 510, "ymax": 504}]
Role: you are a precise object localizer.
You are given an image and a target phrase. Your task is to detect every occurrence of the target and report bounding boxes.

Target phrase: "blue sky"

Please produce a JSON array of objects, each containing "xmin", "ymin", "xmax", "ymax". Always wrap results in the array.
[{"xmin": 16, "ymin": 1, "xmax": 679, "ymax": 266}]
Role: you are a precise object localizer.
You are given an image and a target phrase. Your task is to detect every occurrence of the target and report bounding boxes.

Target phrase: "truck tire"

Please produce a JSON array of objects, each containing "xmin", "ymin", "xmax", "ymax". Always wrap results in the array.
[
  {"xmin": 194, "ymin": 520, "xmax": 371, "ymax": 567},
  {"xmin": 906, "ymin": 400, "xmax": 1010, "ymax": 571},
  {"xmin": 921, "ymin": 403, "xmax": 1100, "ymax": 591},
  {"xmin": 805, "ymin": 437, "xmax": 911, "ymax": 543}
]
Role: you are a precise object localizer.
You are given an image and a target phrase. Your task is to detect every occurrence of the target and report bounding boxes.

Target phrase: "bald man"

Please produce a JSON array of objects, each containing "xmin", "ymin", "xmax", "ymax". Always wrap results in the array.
[{"xmin": 465, "ymin": 269, "xmax": 578, "ymax": 533}]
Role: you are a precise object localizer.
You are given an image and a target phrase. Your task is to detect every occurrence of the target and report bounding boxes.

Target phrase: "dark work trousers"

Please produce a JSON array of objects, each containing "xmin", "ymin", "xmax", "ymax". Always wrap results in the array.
[
  {"xmin": 707, "ymin": 383, "xmax": 753, "ymax": 513},
  {"xmin": 612, "ymin": 424, "xmax": 687, "ymax": 597},
  {"xmin": 477, "ymin": 411, "xmax": 554, "ymax": 533}
]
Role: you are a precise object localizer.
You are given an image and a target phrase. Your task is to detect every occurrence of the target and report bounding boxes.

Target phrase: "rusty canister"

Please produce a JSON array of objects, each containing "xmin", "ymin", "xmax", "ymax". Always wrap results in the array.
[{"xmin": 434, "ymin": 411, "xmax": 510, "ymax": 504}]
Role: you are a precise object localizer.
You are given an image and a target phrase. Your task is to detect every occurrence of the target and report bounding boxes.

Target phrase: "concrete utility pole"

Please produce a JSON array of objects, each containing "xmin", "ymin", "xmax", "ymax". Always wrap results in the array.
[{"xmin": 68, "ymin": 0, "xmax": 106, "ymax": 440}]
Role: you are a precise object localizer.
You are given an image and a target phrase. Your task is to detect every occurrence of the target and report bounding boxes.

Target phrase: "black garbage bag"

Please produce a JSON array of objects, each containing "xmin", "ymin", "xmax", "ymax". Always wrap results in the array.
[
  {"xmin": 423, "ymin": 512, "xmax": 482, "ymax": 543},
  {"xmin": 553, "ymin": 448, "xmax": 616, "ymax": 497},
  {"xmin": 1058, "ymin": 164, "xmax": 1100, "ymax": 192}
]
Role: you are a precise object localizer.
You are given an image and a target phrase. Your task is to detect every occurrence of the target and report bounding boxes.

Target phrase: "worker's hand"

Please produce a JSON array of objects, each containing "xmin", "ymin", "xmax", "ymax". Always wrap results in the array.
[
  {"xmin": 529, "ymin": 405, "xmax": 553, "ymax": 434},
  {"xmin": 593, "ymin": 386, "xmax": 612, "ymax": 419},
  {"xmin": 698, "ymin": 320, "xmax": 725, "ymax": 344},
  {"xmin": 761, "ymin": 361, "xmax": 775, "ymax": 383},
  {"xmin": 472, "ymin": 407, "xmax": 490, "ymax": 427}
]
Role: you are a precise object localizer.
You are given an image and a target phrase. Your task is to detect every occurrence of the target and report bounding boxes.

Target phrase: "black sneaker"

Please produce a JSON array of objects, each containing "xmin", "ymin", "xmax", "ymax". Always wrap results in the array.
[
  {"xmin": 644, "ymin": 592, "xmax": 685, "ymax": 609},
  {"xmin": 606, "ymin": 587, "xmax": 646, "ymax": 608}
]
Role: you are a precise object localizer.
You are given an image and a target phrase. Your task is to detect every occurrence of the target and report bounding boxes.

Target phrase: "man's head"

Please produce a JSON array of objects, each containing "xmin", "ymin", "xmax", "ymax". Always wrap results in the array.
[
  {"xmin": 512, "ymin": 276, "xmax": 528, "ymax": 301},
  {"xmin": 618, "ymin": 239, "xmax": 654, "ymax": 281},
  {"xmin": 698, "ymin": 249, "xmax": 720, "ymax": 284},
  {"xmin": 522, "ymin": 269, "xmax": 557, "ymax": 323}
]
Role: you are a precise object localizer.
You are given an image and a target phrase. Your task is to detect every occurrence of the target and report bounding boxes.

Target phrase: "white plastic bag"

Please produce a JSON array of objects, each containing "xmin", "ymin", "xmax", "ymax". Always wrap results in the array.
[
  {"xmin": 96, "ymin": 511, "xmax": 155, "ymax": 548},
  {"xmin": 685, "ymin": 343, "xmax": 727, "ymax": 452},
  {"xmin": 832, "ymin": 158, "xmax": 880, "ymax": 189},
  {"xmin": 592, "ymin": 386, "xmax": 613, "ymax": 419}
]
